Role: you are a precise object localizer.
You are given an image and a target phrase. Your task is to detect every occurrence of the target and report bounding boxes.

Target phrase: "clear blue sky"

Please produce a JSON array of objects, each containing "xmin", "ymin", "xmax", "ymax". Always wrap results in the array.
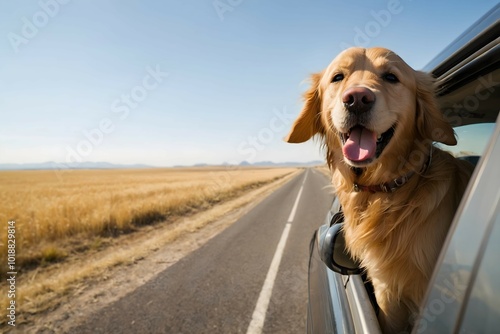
[{"xmin": 0, "ymin": 0, "xmax": 497, "ymax": 167}]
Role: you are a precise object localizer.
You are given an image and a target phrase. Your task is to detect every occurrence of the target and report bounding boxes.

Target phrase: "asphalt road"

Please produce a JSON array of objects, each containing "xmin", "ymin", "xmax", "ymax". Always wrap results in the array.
[{"xmin": 72, "ymin": 168, "xmax": 333, "ymax": 334}]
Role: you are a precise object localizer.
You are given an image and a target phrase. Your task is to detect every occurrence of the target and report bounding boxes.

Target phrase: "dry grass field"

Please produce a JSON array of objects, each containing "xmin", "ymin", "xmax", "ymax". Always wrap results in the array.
[{"xmin": 0, "ymin": 166, "xmax": 297, "ymax": 273}]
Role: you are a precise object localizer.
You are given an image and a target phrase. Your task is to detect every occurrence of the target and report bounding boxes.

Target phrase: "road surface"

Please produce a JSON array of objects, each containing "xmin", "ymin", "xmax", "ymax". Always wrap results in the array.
[{"xmin": 73, "ymin": 168, "xmax": 333, "ymax": 334}]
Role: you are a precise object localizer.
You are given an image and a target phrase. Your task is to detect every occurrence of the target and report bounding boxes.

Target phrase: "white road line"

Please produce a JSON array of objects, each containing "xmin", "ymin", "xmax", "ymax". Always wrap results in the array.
[
  {"xmin": 287, "ymin": 171, "xmax": 307, "ymax": 223},
  {"xmin": 287, "ymin": 186, "xmax": 303, "ymax": 223},
  {"xmin": 246, "ymin": 171, "xmax": 307, "ymax": 334},
  {"xmin": 246, "ymin": 223, "xmax": 291, "ymax": 334}
]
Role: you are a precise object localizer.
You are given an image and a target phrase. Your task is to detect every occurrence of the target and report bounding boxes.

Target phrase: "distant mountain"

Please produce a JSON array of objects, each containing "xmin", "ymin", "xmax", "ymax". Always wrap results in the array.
[
  {"xmin": 0, "ymin": 160, "xmax": 325, "ymax": 171},
  {"xmin": 239, "ymin": 161, "xmax": 252, "ymax": 166},
  {"xmin": 239, "ymin": 160, "xmax": 324, "ymax": 167},
  {"xmin": 0, "ymin": 161, "xmax": 154, "ymax": 171},
  {"xmin": 173, "ymin": 160, "xmax": 325, "ymax": 168}
]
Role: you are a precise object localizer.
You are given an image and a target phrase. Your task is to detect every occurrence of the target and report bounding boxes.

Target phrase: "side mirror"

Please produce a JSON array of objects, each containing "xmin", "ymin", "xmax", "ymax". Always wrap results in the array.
[{"xmin": 317, "ymin": 215, "xmax": 363, "ymax": 275}]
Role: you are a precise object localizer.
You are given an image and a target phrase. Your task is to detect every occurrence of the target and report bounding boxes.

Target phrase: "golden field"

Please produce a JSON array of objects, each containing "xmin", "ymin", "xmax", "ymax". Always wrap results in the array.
[{"xmin": 0, "ymin": 166, "xmax": 297, "ymax": 272}]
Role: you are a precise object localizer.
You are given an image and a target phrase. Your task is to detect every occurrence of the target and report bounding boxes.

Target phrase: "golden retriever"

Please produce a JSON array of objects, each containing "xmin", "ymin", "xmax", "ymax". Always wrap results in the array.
[{"xmin": 286, "ymin": 47, "xmax": 473, "ymax": 333}]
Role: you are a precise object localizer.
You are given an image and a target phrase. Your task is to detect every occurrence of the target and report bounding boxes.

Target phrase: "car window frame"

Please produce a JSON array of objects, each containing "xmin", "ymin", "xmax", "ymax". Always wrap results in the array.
[{"xmin": 414, "ymin": 113, "xmax": 500, "ymax": 333}]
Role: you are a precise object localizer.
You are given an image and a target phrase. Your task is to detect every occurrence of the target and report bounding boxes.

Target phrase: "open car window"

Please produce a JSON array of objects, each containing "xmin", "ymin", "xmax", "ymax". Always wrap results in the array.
[{"xmin": 439, "ymin": 123, "xmax": 495, "ymax": 158}]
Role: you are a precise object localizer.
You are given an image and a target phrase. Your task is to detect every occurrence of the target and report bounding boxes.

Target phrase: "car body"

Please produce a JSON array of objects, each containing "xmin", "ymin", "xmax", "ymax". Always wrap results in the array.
[{"xmin": 307, "ymin": 4, "xmax": 500, "ymax": 333}]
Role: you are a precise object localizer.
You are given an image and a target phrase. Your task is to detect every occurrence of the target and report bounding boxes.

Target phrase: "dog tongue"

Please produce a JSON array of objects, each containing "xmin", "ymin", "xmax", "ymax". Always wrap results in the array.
[{"xmin": 342, "ymin": 126, "xmax": 377, "ymax": 162}]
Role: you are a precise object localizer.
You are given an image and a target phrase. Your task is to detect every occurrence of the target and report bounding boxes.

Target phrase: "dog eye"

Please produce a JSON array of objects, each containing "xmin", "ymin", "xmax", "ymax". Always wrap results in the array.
[
  {"xmin": 332, "ymin": 73, "xmax": 344, "ymax": 82},
  {"xmin": 382, "ymin": 73, "xmax": 399, "ymax": 83}
]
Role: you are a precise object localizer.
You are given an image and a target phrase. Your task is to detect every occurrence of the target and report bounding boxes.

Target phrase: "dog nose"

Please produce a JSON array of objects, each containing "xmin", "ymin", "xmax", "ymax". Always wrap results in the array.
[{"xmin": 342, "ymin": 87, "xmax": 376, "ymax": 113}]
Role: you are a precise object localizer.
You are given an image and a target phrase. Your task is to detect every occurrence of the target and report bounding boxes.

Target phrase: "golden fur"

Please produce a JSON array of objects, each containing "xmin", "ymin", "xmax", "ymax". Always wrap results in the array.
[{"xmin": 286, "ymin": 47, "xmax": 473, "ymax": 333}]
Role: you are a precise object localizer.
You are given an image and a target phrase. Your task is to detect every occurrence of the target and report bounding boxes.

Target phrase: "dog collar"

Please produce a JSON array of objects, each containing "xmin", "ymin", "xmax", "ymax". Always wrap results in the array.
[{"xmin": 352, "ymin": 146, "xmax": 433, "ymax": 193}]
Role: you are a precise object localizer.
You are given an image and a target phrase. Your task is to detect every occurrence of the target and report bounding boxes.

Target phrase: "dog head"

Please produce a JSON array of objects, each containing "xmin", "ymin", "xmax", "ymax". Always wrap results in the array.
[{"xmin": 286, "ymin": 47, "xmax": 456, "ymax": 171}]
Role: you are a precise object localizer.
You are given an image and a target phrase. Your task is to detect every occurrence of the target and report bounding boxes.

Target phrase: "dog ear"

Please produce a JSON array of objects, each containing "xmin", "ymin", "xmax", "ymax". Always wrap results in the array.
[
  {"xmin": 415, "ymin": 71, "xmax": 457, "ymax": 146},
  {"xmin": 285, "ymin": 72, "xmax": 324, "ymax": 143}
]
